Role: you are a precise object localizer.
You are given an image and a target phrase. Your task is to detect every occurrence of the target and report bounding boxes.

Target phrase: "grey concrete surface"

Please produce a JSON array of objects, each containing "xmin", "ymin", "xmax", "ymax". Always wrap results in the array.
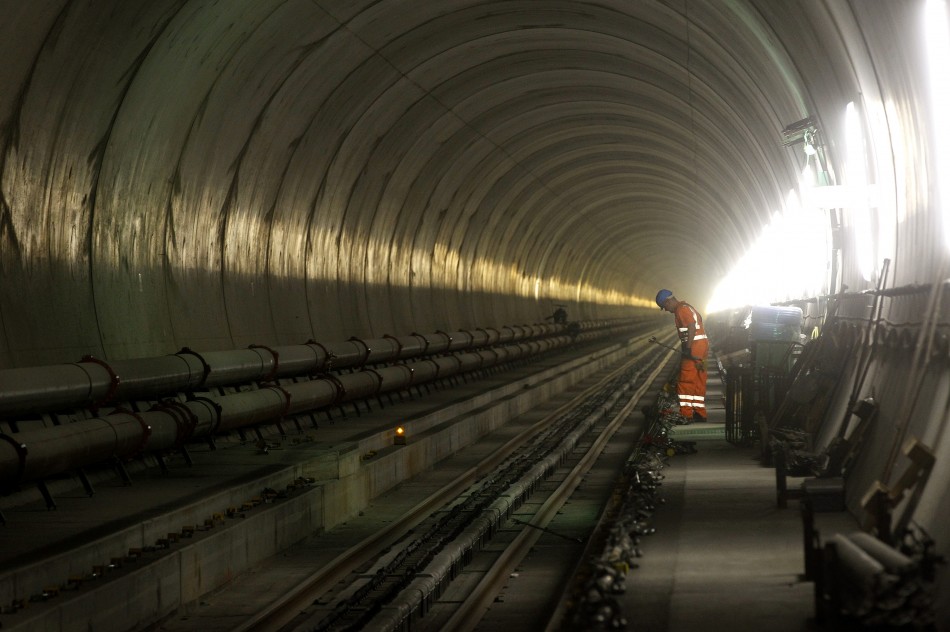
[{"xmin": 623, "ymin": 394, "xmax": 859, "ymax": 632}]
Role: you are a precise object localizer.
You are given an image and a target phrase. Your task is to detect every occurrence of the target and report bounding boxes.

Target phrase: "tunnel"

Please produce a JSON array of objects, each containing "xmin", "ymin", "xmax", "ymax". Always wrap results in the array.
[{"xmin": 1, "ymin": 1, "xmax": 949, "ymax": 630}]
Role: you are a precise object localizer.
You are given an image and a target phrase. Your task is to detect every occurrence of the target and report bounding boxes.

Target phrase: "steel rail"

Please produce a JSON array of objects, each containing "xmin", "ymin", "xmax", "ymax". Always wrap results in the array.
[
  {"xmin": 437, "ymin": 350, "xmax": 669, "ymax": 632},
  {"xmin": 235, "ymin": 334, "xmax": 663, "ymax": 632}
]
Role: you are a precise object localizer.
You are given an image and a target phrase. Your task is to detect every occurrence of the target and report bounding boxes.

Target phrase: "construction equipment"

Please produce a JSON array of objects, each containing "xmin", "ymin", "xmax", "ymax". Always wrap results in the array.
[{"xmin": 861, "ymin": 437, "xmax": 936, "ymax": 544}]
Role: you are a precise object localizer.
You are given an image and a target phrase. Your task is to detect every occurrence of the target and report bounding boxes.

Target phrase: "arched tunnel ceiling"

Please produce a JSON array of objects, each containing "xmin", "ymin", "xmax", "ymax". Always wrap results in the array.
[{"xmin": 0, "ymin": 0, "xmax": 841, "ymax": 366}]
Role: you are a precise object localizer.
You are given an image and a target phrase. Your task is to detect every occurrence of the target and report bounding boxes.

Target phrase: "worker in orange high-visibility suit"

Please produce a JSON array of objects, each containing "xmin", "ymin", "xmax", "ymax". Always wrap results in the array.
[{"xmin": 656, "ymin": 289, "xmax": 709, "ymax": 423}]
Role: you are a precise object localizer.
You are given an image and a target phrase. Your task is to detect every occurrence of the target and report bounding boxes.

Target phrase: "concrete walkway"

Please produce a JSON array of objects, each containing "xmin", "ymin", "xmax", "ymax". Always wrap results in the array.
[{"xmin": 620, "ymin": 374, "xmax": 857, "ymax": 632}]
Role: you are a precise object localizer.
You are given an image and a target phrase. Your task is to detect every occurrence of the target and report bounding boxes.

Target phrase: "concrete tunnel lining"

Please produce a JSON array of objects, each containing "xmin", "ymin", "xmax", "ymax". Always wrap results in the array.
[
  {"xmin": 0, "ymin": 0, "xmax": 825, "ymax": 364},
  {"xmin": 4, "ymin": 0, "xmax": 950, "ymax": 628}
]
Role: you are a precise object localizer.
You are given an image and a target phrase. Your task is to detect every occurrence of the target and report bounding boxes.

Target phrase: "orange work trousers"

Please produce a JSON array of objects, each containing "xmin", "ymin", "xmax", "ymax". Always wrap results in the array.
[{"xmin": 678, "ymin": 339, "xmax": 709, "ymax": 419}]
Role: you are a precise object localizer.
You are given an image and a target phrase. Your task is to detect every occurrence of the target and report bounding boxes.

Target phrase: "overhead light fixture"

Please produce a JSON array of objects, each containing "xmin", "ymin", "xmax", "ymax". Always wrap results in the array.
[
  {"xmin": 780, "ymin": 116, "xmax": 818, "ymax": 147},
  {"xmin": 782, "ymin": 116, "xmax": 830, "ymax": 185}
]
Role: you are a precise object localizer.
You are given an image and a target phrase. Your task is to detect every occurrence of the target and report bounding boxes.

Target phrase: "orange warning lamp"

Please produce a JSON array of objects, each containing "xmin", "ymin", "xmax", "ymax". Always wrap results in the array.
[{"xmin": 394, "ymin": 426, "xmax": 406, "ymax": 445}]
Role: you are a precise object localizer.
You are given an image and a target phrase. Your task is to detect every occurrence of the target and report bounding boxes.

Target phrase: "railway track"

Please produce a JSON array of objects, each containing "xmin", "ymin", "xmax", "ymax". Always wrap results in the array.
[{"xmin": 238, "ymin": 336, "xmax": 670, "ymax": 632}]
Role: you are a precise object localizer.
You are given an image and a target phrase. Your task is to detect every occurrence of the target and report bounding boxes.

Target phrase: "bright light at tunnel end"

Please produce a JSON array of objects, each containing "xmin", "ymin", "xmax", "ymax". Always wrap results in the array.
[{"xmin": 706, "ymin": 189, "xmax": 830, "ymax": 315}]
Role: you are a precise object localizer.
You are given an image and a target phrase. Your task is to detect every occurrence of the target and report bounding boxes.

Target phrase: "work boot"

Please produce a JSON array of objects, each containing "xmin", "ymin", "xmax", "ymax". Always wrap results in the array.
[{"xmin": 692, "ymin": 412, "xmax": 707, "ymax": 423}]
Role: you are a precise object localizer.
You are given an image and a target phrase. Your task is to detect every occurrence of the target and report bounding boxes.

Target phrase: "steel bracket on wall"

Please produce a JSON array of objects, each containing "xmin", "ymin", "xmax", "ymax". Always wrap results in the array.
[{"xmin": 860, "ymin": 437, "xmax": 936, "ymax": 544}]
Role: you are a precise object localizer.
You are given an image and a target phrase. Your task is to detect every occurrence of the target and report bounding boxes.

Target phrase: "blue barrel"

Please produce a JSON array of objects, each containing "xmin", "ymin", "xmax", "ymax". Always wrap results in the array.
[{"xmin": 749, "ymin": 306, "xmax": 803, "ymax": 342}]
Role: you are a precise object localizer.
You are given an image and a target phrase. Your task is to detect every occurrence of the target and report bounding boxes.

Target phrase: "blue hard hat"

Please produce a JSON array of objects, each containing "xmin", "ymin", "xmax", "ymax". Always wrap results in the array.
[{"xmin": 655, "ymin": 289, "xmax": 673, "ymax": 308}]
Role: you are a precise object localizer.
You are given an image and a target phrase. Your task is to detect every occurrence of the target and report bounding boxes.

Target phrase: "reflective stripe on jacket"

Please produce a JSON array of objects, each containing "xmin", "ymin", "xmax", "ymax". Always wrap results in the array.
[{"xmin": 674, "ymin": 302, "xmax": 706, "ymax": 342}]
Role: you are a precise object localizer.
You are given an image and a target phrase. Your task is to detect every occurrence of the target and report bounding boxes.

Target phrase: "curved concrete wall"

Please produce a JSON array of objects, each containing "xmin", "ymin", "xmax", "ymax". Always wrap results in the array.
[{"xmin": 0, "ymin": 0, "xmax": 844, "ymax": 367}]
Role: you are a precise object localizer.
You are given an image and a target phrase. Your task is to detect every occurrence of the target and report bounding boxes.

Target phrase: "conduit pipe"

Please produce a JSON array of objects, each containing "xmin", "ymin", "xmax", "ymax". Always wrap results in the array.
[
  {"xmin": 847, "ymin": 532, "xmax": 916, "ymax": 577},
  {"xmin": 0, "ymin": 355, "xmax": 206, "ymax": 418},
  {"xmin": 829, "ymin": 533, "xmax": 898, "ymax": 594},
  {"xmin": 0, "ymin": 321, "xmax": 601, "ymax": 417},
  {"xmin": 0, "ymin": 327, "xmax": 624, "ymax": 487}
]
